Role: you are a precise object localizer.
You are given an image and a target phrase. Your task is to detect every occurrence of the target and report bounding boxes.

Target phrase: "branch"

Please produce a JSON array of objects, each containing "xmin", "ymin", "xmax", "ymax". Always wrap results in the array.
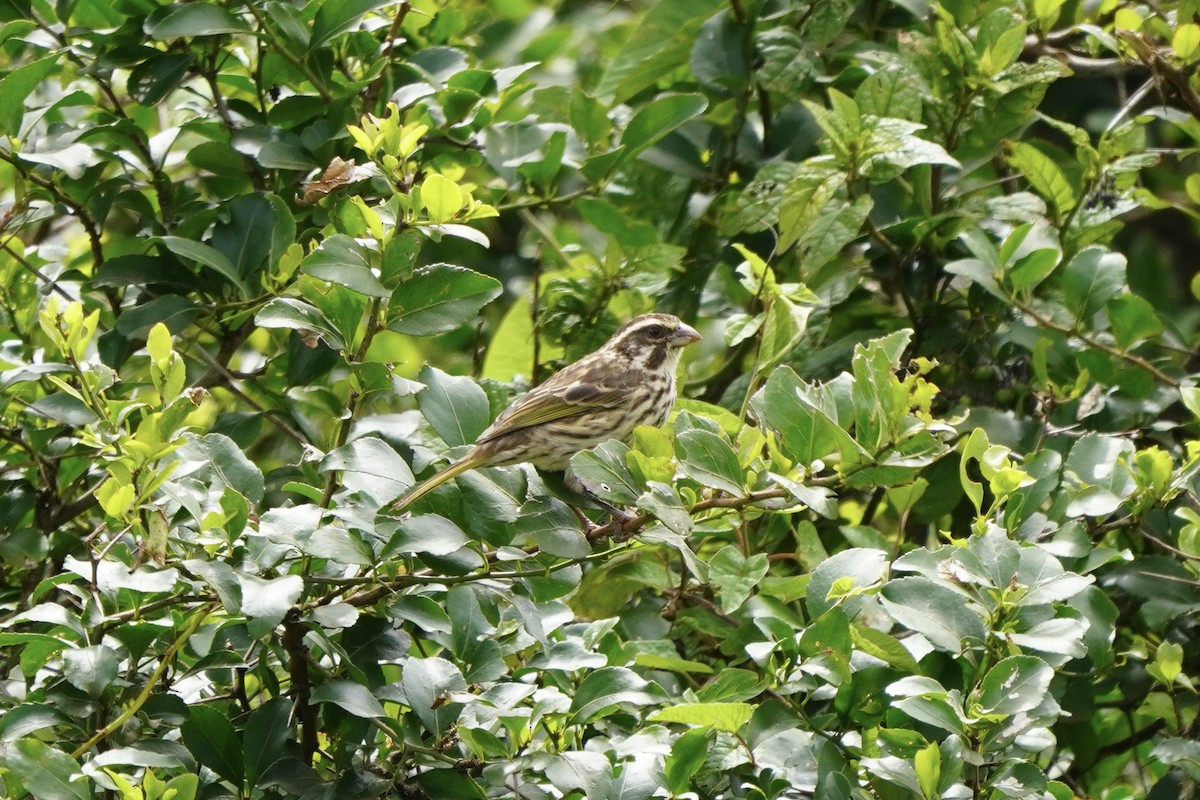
[
  {"xmin": 71, "ymin": 608, "xmax": 211, "ymax": 758},
  {"xmin": 1013, "ymin": 298, "xmax": 1179, "ymax": 387},
  {"xmin": 586, "ymin": 487, "xmax": 789, "ymax": 543}
]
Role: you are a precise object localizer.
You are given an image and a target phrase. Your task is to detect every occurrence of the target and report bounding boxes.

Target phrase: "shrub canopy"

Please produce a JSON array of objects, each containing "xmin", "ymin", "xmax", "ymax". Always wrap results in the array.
[{"xmin": 0, "ymin": 0, "xmax": 1198, "ymax": 798}]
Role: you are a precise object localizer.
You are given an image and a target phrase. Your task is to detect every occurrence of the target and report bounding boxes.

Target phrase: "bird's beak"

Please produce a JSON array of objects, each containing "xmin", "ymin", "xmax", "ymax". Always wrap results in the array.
[{"xmin": 672, "ymin": 323, "xmax": 702, "ymax": 346}]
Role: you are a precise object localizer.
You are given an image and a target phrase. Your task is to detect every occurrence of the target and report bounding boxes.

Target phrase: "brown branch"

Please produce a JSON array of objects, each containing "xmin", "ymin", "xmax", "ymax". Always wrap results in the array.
[
  {"xmin": 362, "ymin": 1, "xmax": 412, "ymax": 111},
  {"xmin": 1013, "ymin": 299, "xmax": 1179, "ymax": 387},
  {"xmin": 1022, "ymin": 39, "xmax": 1136, "ymax": 78},
  {"xmin": 283, "ymin": 614, "xmax": 320, "ymax": 764},
  {"xmin": 586, "ymin": 487, "xmax": 789, "ymax": 543}
]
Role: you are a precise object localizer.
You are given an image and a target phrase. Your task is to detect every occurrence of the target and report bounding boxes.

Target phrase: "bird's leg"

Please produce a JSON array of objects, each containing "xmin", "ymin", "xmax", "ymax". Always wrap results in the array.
[{"xmin": 560, "ymin": 470, "xmax": 641, "ymax": 538}]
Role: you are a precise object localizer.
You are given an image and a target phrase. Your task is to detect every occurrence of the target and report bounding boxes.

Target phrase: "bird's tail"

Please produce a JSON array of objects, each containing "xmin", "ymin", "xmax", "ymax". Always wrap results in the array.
[{"xmin": 392, "ymin": 454, "xmax": 480, "ymax": 511}]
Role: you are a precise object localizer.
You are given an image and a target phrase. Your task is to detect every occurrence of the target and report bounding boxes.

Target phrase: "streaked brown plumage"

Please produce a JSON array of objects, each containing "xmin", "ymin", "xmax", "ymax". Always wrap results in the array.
[{"xmin": 395, "ymin": 313, "xmax": 701, "ymax": 509}]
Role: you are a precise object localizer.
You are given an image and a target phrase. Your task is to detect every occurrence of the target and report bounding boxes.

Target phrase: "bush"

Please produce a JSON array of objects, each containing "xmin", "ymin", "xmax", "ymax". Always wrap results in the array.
[{"xmin": 0, "ymin": 0, "xmax": 1197, "ymax": 798}]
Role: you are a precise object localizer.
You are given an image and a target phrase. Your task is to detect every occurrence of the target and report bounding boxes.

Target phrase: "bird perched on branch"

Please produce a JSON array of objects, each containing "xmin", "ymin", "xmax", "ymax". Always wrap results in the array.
[{"xmin": 394, "ymin": 312, "xmax": 702, "ymax": 511}]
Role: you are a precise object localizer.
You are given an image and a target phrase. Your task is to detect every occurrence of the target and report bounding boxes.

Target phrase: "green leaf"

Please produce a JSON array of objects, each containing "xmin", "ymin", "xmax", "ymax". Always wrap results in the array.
[
  {"xmin": 383, "ymin": 513, "xmax": 471, "ymax": 557},
  {"xmin": 595, "ymin": 0, "xmax": 725, "ymax": 102},
  {"xmin": 27, "ymin": 393, "xmax": 99, "ymax": 426},
  {"xmin": 570, "ymin": 440, "xmax": 642, "ymax": 506},
  {"xmin": 480, "ymin": 294, "xmax": 537, "ymax": 382},
  {"xmin": 180, "ymin": 433, "xmax": 265, "ymax": 503},
  {"xmin": 416, "ymin": 365, "xmax": 491, "ymax": 447},
  {"xmin": 1006, "ymin": 140, "xmax": 1077, "ymax": 216},
  {"xmin": 310, "ymin": 680, "xmax": 387, "ymax": 719},
  {"xmin": 210, "ymin": 193, "xmax": 284, "ymax": 281},
  {"xmin": 1154, "ymin": 641, "xmax": 1184, "ymax": 685},
  {"xmin": 302, "ymin": 235, "xmax": 389, "ymax": 298},
  {"xmin": 974, "ymin": 655, "xmax": 1053, "ymax": 715},
  {"xmin": 851, "ymin": 624, "xmax": 921, "ymax": 673},
  {"xmin": 0, "ymin": 705, "xmax": 70, "ymax": 744},
  {"xmin": 617, "ymin": 93, "xmax": 708, "ymax": 164},
  {"xmin": 806, "ymin": 547, "xmax": 887, "ymax": 618},
  {"xmin": 1062, "ymin": 246, "xmax": 1126, "ymax": 323},
  {"xmin": 237, "ymin": 574, "xmax": 303, "ymax": 627},
  {"xmin": 514, "ymin": 497, "xmax": 589, "ymax": 558},
  {"xmin": 665, "ymin": 729, "xmax": 712, "ymax": 795},
  {"xmin": 569, "ymin": 666, "xmax": 669, "ymax": 724},
  {"xmin": 544, "ymin": 752, "xmax": 613, "ymax": 798},
  {"xmin": 145, "ymin": 5, "xmax": 252, "ymax": 38},
  {"xmin": 62, "ymin": 645, "xmax": 119, "ymax": 698},
  {"xmin": 388, "ymin": 264, "xmax": 502, "ymax": 336},
  {"xmin": 707, "ymin": 545, "xmax": 768, "ymax": 613},
  {"xmin": 1007, "ymin": 248, "xmax": 1060, "ymax": 294},
  {"xmin": 421, "ymin": 174, "xmax": 465, "ymax": 223},
  {"xmin": 129, "ymin": 52, "xmax": 193, "ymax": 105},
  {"xmin": 757, "ymin": 367, "xmax": 861, "ymax": 466},
  {"xmin": 255, "ymin": 297, "xmax": 346, "ymax": 351},
  {"xmin": 181, "ymin": 705, "xmax": 244, "ymax": 787},
  {"xmin": 159, "ymin": 235, "xmax": 250, "ymax": 297},
  {"xmin": 0, "ymin": 55, "xmax": 58, "ymax": 136},
  {"xmin": 674, "ymin": 426, "xmax": 744, "ymax": 495},
  {"xmin": 1063, "ymin": 433, "xmax": 1136, "ymax": 517},
  {"xmin": 880, "ymin": 577, "xmax": 988, "ymax": 652},
  {"xmin": 185, "ymin": 560, "xmax": 242, "ymax": 614},
  {"xmin": 1106, "ymin": 293, "xmax": 1163, "ymax": 348},
  {"xmin": 310, "ymin": 0, "xmax": 393, "ymax": 51},
  {"xmin": 402, "ymin": 657, "xmax": 467, "ymax": 737},
  {"xmin": 243, "ymin": 698, "xmax": 292, "ymax": 786},
  {"xmin": 855, "ymin": 64, "xmax": 923, "ymax": 120},
  {"xmin": 322, "ymin": 436, "xmax": 414, "ymax": 505},
  {"xmin": 887, "ymin": 676, "xmax": 968, "ymax": 735},
  {"xmin": 0, "ymin": 739, "xmax": 91, "ymax": 800},
  {"xmin": 914, "ymin": 742, "xmax": 942, "ymax": 800}
]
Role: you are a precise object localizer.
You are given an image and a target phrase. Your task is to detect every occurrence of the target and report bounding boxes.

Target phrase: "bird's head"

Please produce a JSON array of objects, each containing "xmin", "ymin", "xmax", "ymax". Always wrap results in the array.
[{"xmin": 606, "ymin": 313, "xmax": 702, "ymax": 369}]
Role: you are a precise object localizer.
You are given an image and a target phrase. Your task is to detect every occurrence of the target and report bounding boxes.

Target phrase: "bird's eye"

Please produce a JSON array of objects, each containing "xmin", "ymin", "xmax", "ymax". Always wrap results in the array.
[{"xmin": 644, "ymin": 325, "xmax": 664, "ymax": 338}]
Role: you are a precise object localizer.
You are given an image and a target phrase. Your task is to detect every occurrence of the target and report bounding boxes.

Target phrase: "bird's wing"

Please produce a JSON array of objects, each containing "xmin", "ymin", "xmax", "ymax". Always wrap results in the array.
[{"xmin": 477, "ymin": 366, "xmax": 630, "ymax": 442}]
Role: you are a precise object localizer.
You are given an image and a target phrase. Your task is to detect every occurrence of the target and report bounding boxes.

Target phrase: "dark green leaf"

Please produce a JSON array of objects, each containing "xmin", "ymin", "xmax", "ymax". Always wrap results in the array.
[
  {"xmin": 569, "ymin": 666, "xmax": 669, "ymax": 724},
  {"xmin": 303, "ymin": 234, "xmax": 388, "ymax": 298},
  {"xmin": 388, "ymin": 264, "xmax": 502, "ymax": 336},
  {"xmin": 707, "ymin": 545, "xmax": 768, "ymax": 613},
  {"xmin": 310, "ymin": 0, "xmax": 393, "ymax": 50},
  {"xmin": 664, "ymin": 727, "xmax": 712, "ymax": 794},
  {"xmin": 880, "ymin": 577, "xmax": 988, "ymax": 652},
  {"xmin": 243, "ymin": 698, "xmax": 292, "ymax": 786},
  {"xmin": 570, "ymin": 440, "xmax": 641, "ymax": 505},
  {"xmin": 27, "ymin": 393, "xmax": 98, "ymax": 426},
  {"xmin": 310, "ymin": 680, "xmax": 386, "ymax": 718},
  {"xmin": 382, "ymin": 513, "xmax": 470, "ymax": 557},
  {"xmin": 159, "ymin": 235, "xmax": 250, "ymax": 297},
  {"xmin": 618, "ymin": 93, "xmax": 708, "ymax": 164},
  {"xmin": 181, "ymin": 705, "xmax": 244, "ymax": 786},
  {"xmin": 595, "ymin": 0, "xmax": 725, "ymax": 102},
  {"xmin": 1062, "ymin": 246, "xmax": 1126, "ymax": 323},
  {"xmin": 0, "ymin": 739, "xmax": 91, "ymax": 800},
  {"xmin": 256, "ymin": 297, "xmax": 347, "ymax": 351},
  {"xmin": 0, "ymin": 55, "xmax": 59, "ymax": 136},
  {"xmin": 402, "ymin": 657, "xmax": 467, "ymax": 736},
  {"xmin": 145, "ymin": 4, "xmax": 251, "ymax": 38},
  {"xmin": 179, "ymin": 433, "xmax": 265, "ymax": 503}
]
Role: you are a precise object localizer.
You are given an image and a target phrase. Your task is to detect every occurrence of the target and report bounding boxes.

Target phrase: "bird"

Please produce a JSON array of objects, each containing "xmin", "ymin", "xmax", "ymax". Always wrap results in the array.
[{"xmin": 393, "ymin": 312, "xmax": 702, "ymax": 511}]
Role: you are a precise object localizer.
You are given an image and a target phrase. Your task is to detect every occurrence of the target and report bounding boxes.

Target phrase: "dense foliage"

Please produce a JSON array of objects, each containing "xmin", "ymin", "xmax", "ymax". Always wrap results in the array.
[{"xmin": 2, "ymin": 0, "xmax": 1199, "ymax": 797}]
